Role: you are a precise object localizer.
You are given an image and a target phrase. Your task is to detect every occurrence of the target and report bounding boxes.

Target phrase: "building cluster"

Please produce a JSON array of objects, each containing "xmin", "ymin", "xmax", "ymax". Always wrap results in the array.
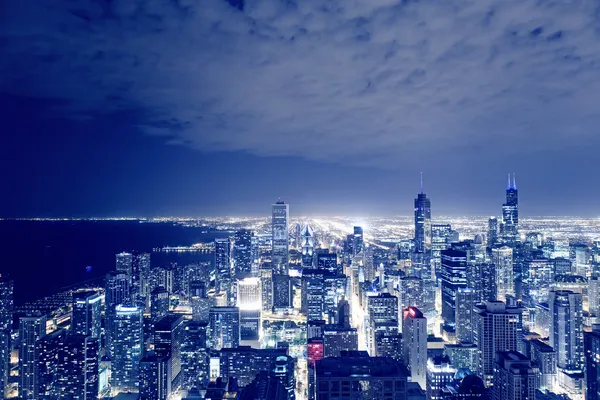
[{"xmin": 0, "ymin": 176, "xmax": 599, "ymax": 399}]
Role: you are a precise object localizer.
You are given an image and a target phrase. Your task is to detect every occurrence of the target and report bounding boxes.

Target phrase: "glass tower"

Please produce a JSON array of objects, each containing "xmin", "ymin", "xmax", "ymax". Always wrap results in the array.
[{"xmin": 271, "ymin": 200, "xmax": 290, "ymax": 275}]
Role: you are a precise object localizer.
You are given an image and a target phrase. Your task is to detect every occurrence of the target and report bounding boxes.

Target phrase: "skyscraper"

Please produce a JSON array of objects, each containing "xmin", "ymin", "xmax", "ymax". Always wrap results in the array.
[
  {"xmin": 19, "ymin": 313, "xmax": 47, "ymax": 400},
  {"xmin": 116, "ymin": 252, "xmax": 133, "ymax": 284},
  {"xmin": 154, "ymin": 314, "xmax": 184, "ymax": 392},
  {"xmin": 111, "ymin": 305, "xmax": 143, "ymax": 393},
  {"xmin": 585, "ymin": 326, "xmax": 600, "ymax": 400},
  {"xmin": 549, "ymin": 290, "xmax": 584, "ymax": 371},
  {"xmin": 234, "ymin": 229, "xmax": 253, "ymax": 277},
  {"xmin": 301, "ymin": 223, "xmax": 315, "ymax": 268},
  {"xmin": 55, "ymin": 335, "xmax": 100, "ymax": 400},
  {"xmin": 500, "ymin": 174, "xmax": 519, "ymax": 244},
  {"xmin": 488, "ymin": 217, "xmax": 498, "ymax": 247},
  {"xmin": 151, "ymin": 286, "xmax": 170, "ymax": 323},
  {"xmin": 492, "ymin": 246, "xmax": 515, "ymax": 302},
  {"xmin": 455, "ymin": 287, "xmax": 475, "ymax": 344},
  {"xmin": 237, "ymin": 277, "xmax": 261, "ymax": 340},
  {"xmin": 208, "ymin": 306, "xmax": 240, "ymax": 350},
  {"xmin": 414, "ymin": 177, "xmax": 432, "ymax": 255},
  {"xmin": 0, "ymin": 276, "xmax": 13, "ymax": 398},
  {"xmin": 492, "ymin": 351, "xmax": 539, "ymax": 400},
  {"xmin": 215, "ymin": 237, "xmax": 233, "ymax": 305},
  {"xmin": 105, "ymin": 271, "xmax": 131, "ymax": 357},
  {"xmin": 139, "ymin": 354, "xmax": 169, "ymax": 400},
  {"xmin": 71, "ymin": 290, "xmax": 102, "ymax": 338},
  {"xmin": 302, "ymin": 270, "xmax": 324, "ymax": 322},
  {"xmin": 473, "ymin": 301, "xmax": 521, "ymax": 387},
  {"xmin": 272, "ymin": 200, "xmax": 290, "ymax": 275},
  {"xmin": 441, "ymin": 249, "xmax": 468, "ymax": 326},
  {"xmin": 353, "ymin": 226, "xmax": 364, "ymax": 257},
  {"xmin": 403, "ymin": 306, "xmax": 427, "ymax": 390}
]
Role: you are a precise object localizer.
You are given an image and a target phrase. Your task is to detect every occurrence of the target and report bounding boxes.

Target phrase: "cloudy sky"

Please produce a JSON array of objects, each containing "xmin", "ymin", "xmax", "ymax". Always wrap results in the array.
[{"xmin": 2, "ymin": 0, "xmax": 600, "ymax": 217}]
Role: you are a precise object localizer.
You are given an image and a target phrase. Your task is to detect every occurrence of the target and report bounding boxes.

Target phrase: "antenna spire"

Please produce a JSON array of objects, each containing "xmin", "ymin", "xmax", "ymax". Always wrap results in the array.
[
  {"xmin": 420, "ymin": 172, "xmax": 423, "ymax": 194},
  {"xmin": 512, "ymin": 173, "xmax": 516, "ymax": 189},
  {"xmin": 507, "ymin": 173, "xmax": 511, "ymax": 189}
]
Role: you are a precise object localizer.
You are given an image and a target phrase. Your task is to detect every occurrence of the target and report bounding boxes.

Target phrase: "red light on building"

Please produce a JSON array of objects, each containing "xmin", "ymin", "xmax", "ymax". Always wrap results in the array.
[{"xmin": 307, "ymin": 339, "xmax": 324, "ymax": 367}]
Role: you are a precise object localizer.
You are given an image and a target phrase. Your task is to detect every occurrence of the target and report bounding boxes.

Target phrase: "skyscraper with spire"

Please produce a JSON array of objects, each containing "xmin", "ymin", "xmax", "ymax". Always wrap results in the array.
[
  {"xmin": 501, "ymin": 173, "xmax": 519, "ymax": 244},
  {"xmin": 414, "ymin": 173, "xmax": 432, "ymax": 255}
]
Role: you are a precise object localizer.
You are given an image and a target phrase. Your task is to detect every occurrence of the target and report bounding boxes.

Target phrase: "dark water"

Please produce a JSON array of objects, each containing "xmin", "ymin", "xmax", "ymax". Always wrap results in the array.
[{"xmin": 0, "ymin": 220, "xmax": 227, "ymax": 305}]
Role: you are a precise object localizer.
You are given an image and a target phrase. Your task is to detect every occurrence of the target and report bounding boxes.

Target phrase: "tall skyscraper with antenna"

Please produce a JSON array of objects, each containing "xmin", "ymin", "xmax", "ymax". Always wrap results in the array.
[
  {"xmin": 414, "ymin": 173, "xmax": 432, "ymax": 255},
  {"xmin": 501, "ymin": 173, "xmax": 519, "ymax": 244}
]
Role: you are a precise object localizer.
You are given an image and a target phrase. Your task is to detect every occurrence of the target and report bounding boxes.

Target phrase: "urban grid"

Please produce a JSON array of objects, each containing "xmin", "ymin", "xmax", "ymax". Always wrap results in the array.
[{"xmin": 0, "ymin": 176, "xmax": 599, "ymax": 400}]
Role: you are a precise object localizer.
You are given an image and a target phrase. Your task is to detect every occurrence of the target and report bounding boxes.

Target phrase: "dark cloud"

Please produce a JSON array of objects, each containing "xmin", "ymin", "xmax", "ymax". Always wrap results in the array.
[{"xmin": 2, "ymin": 0, "xmax": 600, "ymax": 169}]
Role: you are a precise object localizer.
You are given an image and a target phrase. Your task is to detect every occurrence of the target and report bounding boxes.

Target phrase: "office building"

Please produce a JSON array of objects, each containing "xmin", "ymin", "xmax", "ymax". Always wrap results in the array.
[
  {"xmin": 273, "ymin": 274, "xmax": 292, "ymax": 309},
  {"xmin": 488, "ymin": 217, "xmax": 499, "ymax": 247},
  {"xmin": 492, "ymin": 246, "xmax": 514, "ymax": 302},
  {"xmin": 316, "ymin": 250, "xmax": 339, "ymax": 275},
  {"xmin": 71, "ymin": 290, "xmax": 102, "ymax": 338},
  {"xmin": 323, "ymin": 325, "xmax": 358, "ymax": 357},
  {"xmin": 455, "ymin": 287, "xmax": 475, "ymax": 343},
  {"xmin": 19, "ymin": 313, "xmax": 47, "ymax": 400},
  {"xmin": 151, "ymin": 286, "xmax": 170, "ymax": 323},
  {"xmin": 368, "ymin": 292, "xmax": 398, "ymax": 323},
  {"xmin": 55, "ymin": 335, "xmax": 99, "ymax": 400},
  {"xmin": 218, "ymin": 346, "xmax": 288, "ymax": 387},
  {"xmin": 492, "ymin": 351, "xmax": 539, "ymax": 400},
  {"xmin": 302, "ymin": 270, "xmax": 324, "ymax": 321},
  {"xmin": 154, "ymin": 314, "xmax": 184, "ymax": 391},
  {"xmin": 0, "ymin": 276, "xmax": 13, "ymax": 398},
  {"xmin": 209, "ymin": 307, "xmax": 240, "ymax": 350},
  {"xmin": 500, "ymin": 174, "xmax": 519, "ymax": 244},
  {"xmin": 105, "ymin": 271, "xmax": 131, "ymax": 357},
  {"xmin": 36, "ymin": 329, "xmax": 66, "ymax": 398},
  {"xmin": 444, "ymin": 342, "xmax": 478, "ymax": 372},
  {"xmin": 473, "ymin": 301, "xmax": 521, "ymax": 386},
  {"xmin": 111, "ymin": 305, "xmax": 143, "ymax": 393},
  {"xmin": 549, "ymin": 290, "xmax": 584, "ymax": 371},
  {"xmin": 260, "ymin": 267, "xmax": 274, "ymax": 312},
  {"xmin": 530, "ymin": 338, "xmax": 557, "ymax": 392},
  {"xmin": 315, "ymin": 351, "xmax": 409, "ymax": 400},
  {"xmin": 441, "ymin": 249, "xmax": 468, "ymax": 326},
  {"xmin": 426, "ymin": 355, "xmax": 457, "ymax": 400},
  {"xmin": 403, "ymin": 307, "xmax": 427, "ymax": 390},
  {"xmin": 585, "ymin": 326, "xmax": 600, "ymax": 400},
  {"xmin": 234, "ymin": 229, "xmax": 253, "ymax": 276},
  {"xmin": 215, "ymin": 238, "xmax": 233, "ymax": 304},
  {"xmin": 414, "ymin": 182, "xmax": 432, "ymax": 255},
  {"xmin": 526, "ymin": 259, "xmax": 554, "ymax": 305},
  {"xmin": 116, "ymin": 252, "xmax": 133, "ymax": 283},
  {"xmin": 301, "ymin": 223, "xmax": 315, "ymax": 267},
  {"xmin": 139, "ymin": 354, "xmax": 169, "ymax": 400},
  {"xmin": 272, "ymin": 200, "xmax": 290, "ymax": 275}
]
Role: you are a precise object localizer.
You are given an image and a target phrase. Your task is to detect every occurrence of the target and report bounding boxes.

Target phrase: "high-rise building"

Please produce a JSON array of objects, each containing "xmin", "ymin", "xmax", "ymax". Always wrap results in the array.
[
  {"xmin": 549, "ymin": 290, "xmax": 584, "ymax": 371},
  {"xmin": 500, "ymin": 174, "xmax": 519, "ymax": 244},
  {"xmin": 133, "ymin": 252, "xmax": 151, "ymax": 299},
  {"xmin": 492, "ymin": 351, "xmax": 539, "ymax": 400},
  {"xmin": 585, "ymin": 326, "xmax": 600, "ymax": 400},
  {"xmin": 55, "ymin": 335, "xmax": 100, "ymax": 400},
  {"xmin": 36, "ymin": 329, "xmax": 66, "ymax": 398},
  {"xmin": 71, "ymin": 291, "xmax": 102, "ymax": 338},
  {"xmin": 105, "ymin": 271, "xmax": 131, "ymax": 357},
  {"xmin": 215, "ymin": 238, "xmax": 233, "ymax": 304},
  {"xmin": 111, "ymin": 305, "xmax": 143, "ymax": 393},
  {"xmin": 455, "ymin": 287, "xmax": 475, "ymax": 344},
  {"xmin": 270, "ymin": 355, "xmax": 296, "ymax": 400},
  {"xmin": 234, "ymin": 229, "xmax": 253, "ymax": 277},
  {"xmin": 208, "ymin": 307, "xmax": 240, "ymax": 350},
  {"xmin": 414, "ymin": 180, "xmax": 432, "ymax": 255},
  {"xmin": 116, "ymin": 252, "xmax": 133, "ymax": 284},
  {"xmin": 272, "ymin": 200, "xmax": 290, "ymax": 275},
  {"xmin": 589, "ymin": 276, "xmax": 600, "ymax": 318},
  {"xmin": 301, "ymin": 223, "xmax": 315, "ymax": 268},
  {"xmin": 530, "ymin": 338, "xmax": 557, "ymax": 392},
  {"xmin": 426, "ymin": 355, "xmax": 457, "ymax": 400},
  {"xmin": 525, "ymin": 259, "xmax": 553, "ymax": 305},
  {"xmin": 403, "ymin": 307, "xmax": 427, "ymax": 390},
  {"xmin": 151, "ymin": 286, "xmax": 170, "ymax": 323},
  {"xmin": 260, "ymin": 267, "xmax": 274, "ymax": 312},
  {"xmin": 315, "ymin": 352, "xmax": 409, "ymax": 400},
  {"xmin": 492, "ymin": 246, "xmax": 515, "ymax": 302},
  {"xmin": 431, "ymin": 224, "xmax": 457, "ymax": 280},
  {"xmin": 337, "ymin": 299, "xmax": 351, "ymax": 329},
  {"xmin": 302, "ymin": 270, "xmax": 324, "ymax": 321},
  {"xmin": 441, "ymin": 249, "xmax": 468, "ymax": 326},
  {"xmin": 367, "ymin": 293, "xmax": 398, "ymax": 323},
  {"xmin": 473, "ymin": 301, "xmax": 521, "ymax": 387},
  {"xmin": 353, "ymin": 226, "xmax": 364, "ymax": 257},
  {"xmin": 139, "ymin": 353, "xmax": 169, "ymax": 400},
  {"xmin": 272, "ymin": 274, "xmax": 292, "ymax": 309},
  {"xmin": 0, "ymin": 276, "xmax": 13, "ymax": 398},
  {"xmin": 488, "ymin": 217, "xmax": 499, "ymax": 247},
  {"xmin": 316, "ymin": 250, "xmax": 339, "ymax": 275},
  {"xmin": 154, "ymin": 314, "xmax": 184, "ymax": 392},
  {"xmin": 217, "ymin": 346, "xmax": 288, "ymax": 387},
  {"xmin": 323, "ymin": 326, "xmax": 358, "ymax": 357},
  {"xmin": 237, "ymin": 277, "xmax": 261, "ymax": 340},
  {"xmin": 19, "ymin": 313, "xmax": 47, "ymax": 400}
]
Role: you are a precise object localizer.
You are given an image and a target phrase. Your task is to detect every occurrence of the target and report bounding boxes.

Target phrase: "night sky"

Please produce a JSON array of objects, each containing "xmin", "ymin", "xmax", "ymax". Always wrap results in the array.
[{"xmin": 2, "ymin": 0, "xmax": 600, "ymax": 217}]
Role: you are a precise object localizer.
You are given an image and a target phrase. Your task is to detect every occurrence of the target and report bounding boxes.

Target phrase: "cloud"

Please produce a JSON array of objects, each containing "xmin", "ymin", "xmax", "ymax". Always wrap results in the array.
[{"xmin": 2, "ymin": 0, "xmax": 600, "ymax": 168}]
